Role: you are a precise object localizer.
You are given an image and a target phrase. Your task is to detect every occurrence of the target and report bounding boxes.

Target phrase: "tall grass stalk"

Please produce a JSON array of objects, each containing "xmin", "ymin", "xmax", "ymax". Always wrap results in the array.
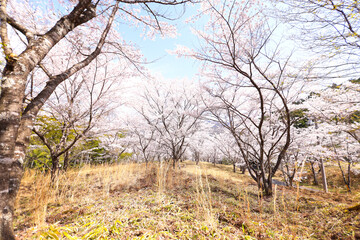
[
  {"xmin": 194, "ymin": 166, "xmax": 217, "ymax": 228},
  {"xmin": 32, "ymin": 173, "xmax": 51, "ymax": 226},
  {"xmin": 156, "ymin": 161, "xmax": 170, "ymax": 200},
  {"xmin": 273, "ymin": 184, "xmax": 277, "ymax": 215}
]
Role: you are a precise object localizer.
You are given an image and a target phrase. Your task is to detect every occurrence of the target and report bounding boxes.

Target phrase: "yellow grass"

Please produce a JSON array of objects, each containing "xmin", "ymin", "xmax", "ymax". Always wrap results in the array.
[{"xmin": 14, "ymin": 161, "xmax": 360, "ymax": 239}]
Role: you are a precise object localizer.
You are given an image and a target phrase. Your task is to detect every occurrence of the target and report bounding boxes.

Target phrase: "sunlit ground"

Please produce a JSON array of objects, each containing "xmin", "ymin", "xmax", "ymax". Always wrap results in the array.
[{"xmin": 15, "ymin": 161, "xmax": 360, "ymax": 239}]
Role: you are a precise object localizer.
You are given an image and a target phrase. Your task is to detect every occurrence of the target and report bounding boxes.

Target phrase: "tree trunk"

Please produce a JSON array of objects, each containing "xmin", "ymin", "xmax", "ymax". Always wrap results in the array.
[
  {"xmin": 51, "ymin": 156, "xmax": 59, "ymax": 182},
  {"xmin": 0, "ymin": 67, "xmax": 29, "ymax": 240},
  {"xmin": 0, "ymin": 83, "xmax": 34, "ymax": 239},
  {"xmin": 347, "ymin": 162, "xmax": 351, "ymax": 192},
  {"xmin": 264, "ymin": 178, "xmax": 272, "ymax": 196},
  {"xmin": 233, "ymin": 163, "xmax": 236, "ymax": 173},
  {"xmin": 320, "ymin": 158, "xmax": 328, "ymax": 193},
  {"xmin": 0, "ymin": 158, "xmax": 22, "ymax": 240},
  {"xmin": 310, "ymin": 162, "xmax": 319, "ymax": 185},
  {"xmin": 289, "ymin": 177, "xmax": 293, "ymax": 188},
  {"xmin": 256, "ymin": 175, "xmax": 262, "ymax": 191},
  {"xmin": 63, "ymin": 151, "xmax": 70, "ymax": 172},
  {"xmin": 338, "ymin": 158, "xmax": 351, "ymax": 192}
]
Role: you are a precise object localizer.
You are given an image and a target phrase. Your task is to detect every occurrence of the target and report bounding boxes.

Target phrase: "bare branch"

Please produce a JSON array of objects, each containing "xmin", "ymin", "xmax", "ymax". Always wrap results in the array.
[
  {"xmin": 0, "ymin": 0, "xmax": 13, "ymax": 58},
  {"xmin": 6, "ymin": 14, "xmax": 35, "ymax": 42}
]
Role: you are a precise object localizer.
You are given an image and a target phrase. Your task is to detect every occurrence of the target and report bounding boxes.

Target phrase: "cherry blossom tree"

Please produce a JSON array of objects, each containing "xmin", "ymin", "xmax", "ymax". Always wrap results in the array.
[
  {"xmin": 0, "ymin": 0, "xmax": 192, "ymax": 238},
  {"xmin": 32, "ymin": 56, "xmax": 125, "ymax": 180},
  {"xmin": 273, "ymin": 0, "xmax": 360, "ymax": 79},
  {"xmin": 125, "ymin": 115, "xmax": 159, "ymax": 166},
  {"xmin": 187, "ymin": 121, "xmax": 223, "ymax": 165},
  {"xmin": 189, "ymin": 0, "xmax": 300, "ymax": 196},
  {"xmin": 214, "ymin": 131, "xmax": 243, "ymax": 173},
  {"xmin": 189, "ymin": 133, "xmax": 205, "ymax": 165},
  {"xmin": 295, "ymin": 80, "xmax": 360, "ymax": 191},
  {"xmin": 276, "ymin": 0, "xmax": 360, "ymax": 55},
  {"xmin": 135, "ymin": 79, "xmax": 204, "ymax": 168},
  {"xmin": 278, "ymin": 108, "xmax": 313, "ymax": 186},
  {"xmin": 99, "ymin": 131, "xmax": 129, "ymax": 164}
]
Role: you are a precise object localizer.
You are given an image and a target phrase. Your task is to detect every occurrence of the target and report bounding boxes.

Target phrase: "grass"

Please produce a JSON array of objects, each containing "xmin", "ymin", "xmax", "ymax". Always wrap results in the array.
[{"xmin": 14, "ymin": 161, "xmax": 360, "ymax": 239}]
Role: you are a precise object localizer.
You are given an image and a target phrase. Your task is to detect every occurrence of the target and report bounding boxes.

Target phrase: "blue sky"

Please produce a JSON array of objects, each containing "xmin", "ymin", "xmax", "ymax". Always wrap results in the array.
[{"xmin": 117, "ymin": 3, "xmax": 202, "ymax": 81}]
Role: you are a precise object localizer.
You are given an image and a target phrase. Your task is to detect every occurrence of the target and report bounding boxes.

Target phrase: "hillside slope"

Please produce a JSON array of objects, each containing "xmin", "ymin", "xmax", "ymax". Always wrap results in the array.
[{"xmin": 15, "ymin": 162, "xmax": 360, "ymax": 239}]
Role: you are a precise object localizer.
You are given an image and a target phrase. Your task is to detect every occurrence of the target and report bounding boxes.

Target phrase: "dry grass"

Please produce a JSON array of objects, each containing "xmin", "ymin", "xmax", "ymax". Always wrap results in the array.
[
  {"xmin": 14, "ymin": 161, "xmax": 360, "ymax": 239},
  {"xmin": 16, "ymin": 163, "xmax": 149, "ymax": 228}
]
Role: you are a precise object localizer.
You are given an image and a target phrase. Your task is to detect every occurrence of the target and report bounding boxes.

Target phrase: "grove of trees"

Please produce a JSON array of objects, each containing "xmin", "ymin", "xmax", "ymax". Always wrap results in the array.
[
  {"xmin": 1, "ymin": 0, "xmax": 359, "ymax": 239},
  {"xmin": 0, "ymin": 0, "xmax": 191, "ymax": 238}
]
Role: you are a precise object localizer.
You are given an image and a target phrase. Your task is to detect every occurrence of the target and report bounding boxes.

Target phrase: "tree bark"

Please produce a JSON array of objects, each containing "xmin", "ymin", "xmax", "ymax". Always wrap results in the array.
[
  {"xmin": 320, "ymin": 158, "xmax": 328, "ymax": 193},
  {"xmin": 337, "ymin": 158, "xmax": 351, "ymax": 192},
  {"xmin": 63, "ymin": 151, "xmax": 70, "ymax": 172},
  {"xmin": 50, "ymin": 156, "xmax": 59, "ymax": 182},
  {"xmin": 0, "ymin": 69, "xmax": 29, "ymax": 240},
  {"xmin": 310, "ymin": 162, "xmax": 319, "ymax": 185},
  {"xmin": 264, "ymin": 178, "xmax": 272, "ymax": 196},
  {"xmin": 347, "ymin": 162, "xmax": 351, "ymax": 192},
  {"xmin": 0, "ymin": 158, "xmax": 22, "ymax": 240}
]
